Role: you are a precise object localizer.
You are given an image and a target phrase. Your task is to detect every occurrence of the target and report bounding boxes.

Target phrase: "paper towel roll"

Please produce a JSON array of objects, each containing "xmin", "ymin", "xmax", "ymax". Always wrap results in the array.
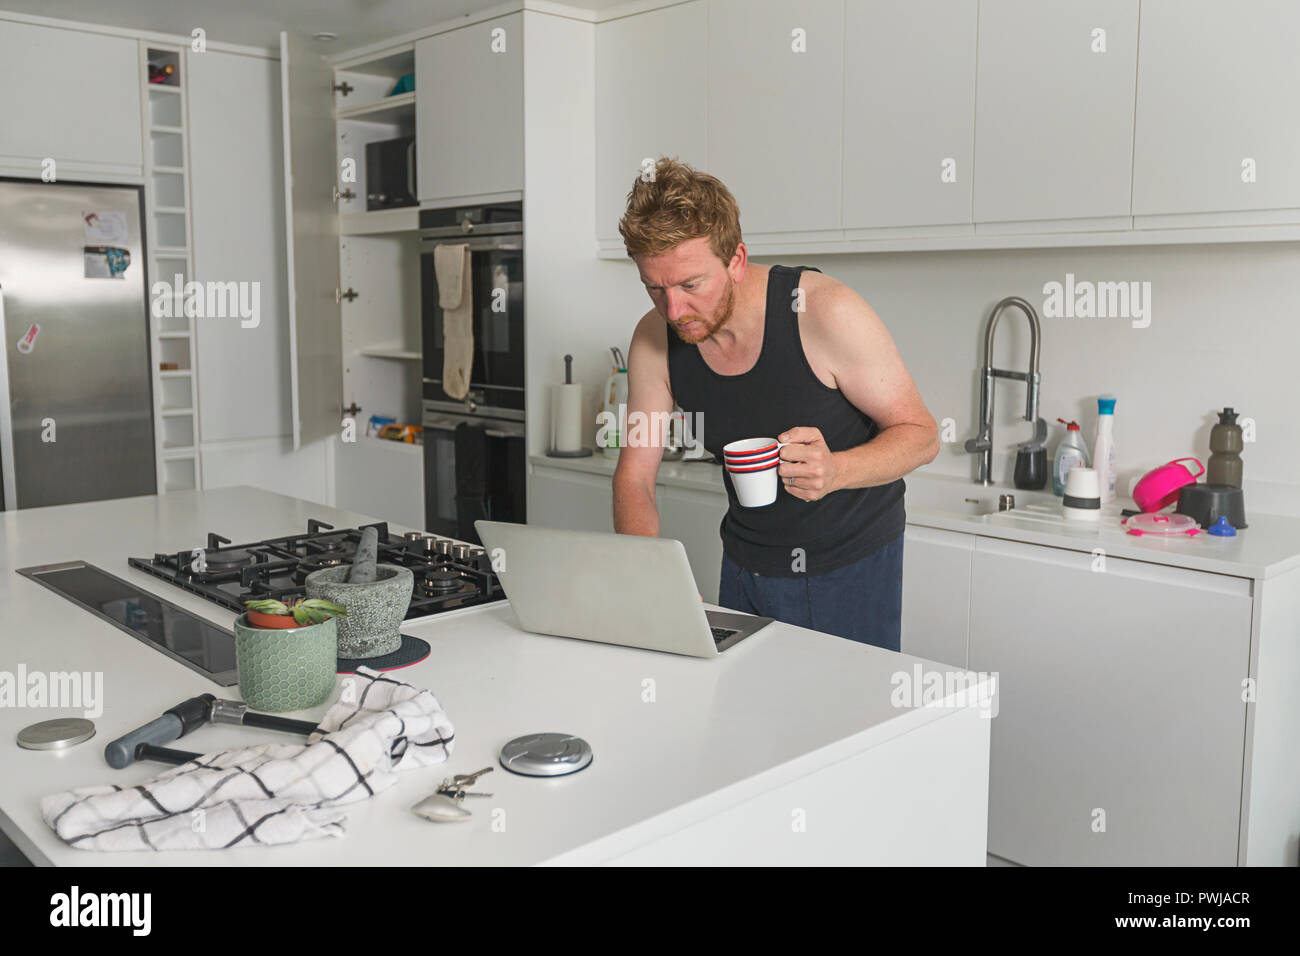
[{"xmin": 550, "ymin": 383, "xmax": 584, "ymax": 452}]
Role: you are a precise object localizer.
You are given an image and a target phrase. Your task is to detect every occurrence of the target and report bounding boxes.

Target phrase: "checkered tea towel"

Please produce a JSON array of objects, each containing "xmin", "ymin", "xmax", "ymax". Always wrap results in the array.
[{"xmin": 40, "ymin": 667, "xmax": 454, "ymax": 851}]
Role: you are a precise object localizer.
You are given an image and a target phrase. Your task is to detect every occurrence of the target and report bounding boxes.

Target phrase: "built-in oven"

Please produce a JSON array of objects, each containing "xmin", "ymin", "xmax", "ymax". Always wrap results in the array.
[
  {"xmin": 420, "ymin": 201, "xmax": 523, "ymax": 413},
  {"xmin": 420, "ymin": 201, "xmax": 525, "ymax": 537},
  {"xmin": 422, "ymin": 400, "xmax": 526, "ymax": 542}
]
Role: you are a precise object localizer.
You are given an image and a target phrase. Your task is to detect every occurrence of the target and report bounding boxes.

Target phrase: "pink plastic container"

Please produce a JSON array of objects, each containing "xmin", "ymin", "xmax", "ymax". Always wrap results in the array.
[{"xmin": 1132, "ymin": 457, "xmax": 1204, "ymax": 512}]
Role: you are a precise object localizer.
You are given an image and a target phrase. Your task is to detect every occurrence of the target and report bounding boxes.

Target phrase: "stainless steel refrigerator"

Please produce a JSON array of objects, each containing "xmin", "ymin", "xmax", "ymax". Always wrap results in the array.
[{"xmin": 0, "ymin": 179, "xmax": 156, "ymax": 509}]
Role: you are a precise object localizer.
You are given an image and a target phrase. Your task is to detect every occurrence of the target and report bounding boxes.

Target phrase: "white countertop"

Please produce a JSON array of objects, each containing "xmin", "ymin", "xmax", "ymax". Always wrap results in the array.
[
  {"xmin": 0, "ymin": 486, "xmax": 978, "ymax": 866},
  {"xmin": 532, "ymin": 449, "xmax": 725, "ymax": 494},
  {"xmin": 531, "ymin": 454, "xmax": 1300, "ymax": 580}
]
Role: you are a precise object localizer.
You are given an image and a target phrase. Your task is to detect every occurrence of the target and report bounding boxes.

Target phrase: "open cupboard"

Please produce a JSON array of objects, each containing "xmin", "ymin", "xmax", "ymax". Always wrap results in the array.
[{"xmin": 279, "ymin": 11, "xmax": 526, "ymax": 523}]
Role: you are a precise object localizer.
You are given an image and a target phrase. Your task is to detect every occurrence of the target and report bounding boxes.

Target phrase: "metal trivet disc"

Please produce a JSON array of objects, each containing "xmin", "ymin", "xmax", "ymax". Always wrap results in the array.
[
  {"xmin": 17, "ymin": 718, "xmax": 96, "ymax": 751},
  {"xmin": 499, "ymin": 733, "xmax": 592, "ymax": 777}
]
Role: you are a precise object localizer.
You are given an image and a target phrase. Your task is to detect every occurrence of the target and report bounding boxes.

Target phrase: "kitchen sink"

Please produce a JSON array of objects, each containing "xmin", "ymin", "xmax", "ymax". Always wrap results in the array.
[
  {"xmin": 984, "ymin": 502, "xmax": 1068, "ymax": 525},
  {"xmin": 905, "ymin": 476, "xmax": 1059, "ymax": 518}
]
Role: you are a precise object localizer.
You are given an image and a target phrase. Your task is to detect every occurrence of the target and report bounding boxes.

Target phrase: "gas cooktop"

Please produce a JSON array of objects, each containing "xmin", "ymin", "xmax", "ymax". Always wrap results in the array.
[{"xmin": 128, "ymin": 519, "xmax": 504, "ymax": 619}]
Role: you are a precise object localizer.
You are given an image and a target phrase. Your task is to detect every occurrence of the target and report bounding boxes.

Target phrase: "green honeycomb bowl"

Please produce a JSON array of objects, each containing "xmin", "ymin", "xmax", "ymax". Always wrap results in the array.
[{"xmin": 233, "ymin": 613, "xmax": 338, "ymax": 713}]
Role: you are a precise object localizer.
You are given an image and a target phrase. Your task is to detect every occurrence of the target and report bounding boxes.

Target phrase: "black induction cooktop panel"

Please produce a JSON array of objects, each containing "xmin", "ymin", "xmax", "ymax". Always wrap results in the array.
[{"xmin": 17, "ymin": 561, "xmax": 237, "ymax": 686}]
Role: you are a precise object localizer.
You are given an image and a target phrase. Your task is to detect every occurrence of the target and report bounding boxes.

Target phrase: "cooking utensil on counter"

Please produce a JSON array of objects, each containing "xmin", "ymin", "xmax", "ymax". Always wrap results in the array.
[
  {"xmin": 1132, "ymin": 457, "xmax": 1204, "ymax": 513},
  {"xmin": 104, "ymin": 695, "xmax": 319, "ymax": 769},
  {"xmin": 305, "ymin": 563, "xmax": 414, "ymax": 659}
]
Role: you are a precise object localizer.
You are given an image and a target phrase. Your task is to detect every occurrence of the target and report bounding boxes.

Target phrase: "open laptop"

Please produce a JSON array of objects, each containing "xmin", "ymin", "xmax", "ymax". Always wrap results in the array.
[{"xmin": 474, "ymin": 521, "xmax": 773, "ymax": 658}]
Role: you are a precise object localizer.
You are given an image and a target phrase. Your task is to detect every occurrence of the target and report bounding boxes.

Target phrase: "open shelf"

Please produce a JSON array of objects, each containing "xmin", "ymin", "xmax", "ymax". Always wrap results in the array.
[
  {"xmin": 144, "ymin": 42, "xmax": 200, "ymax": 497},
  {"xmin": 334, "ymin": 45, "xmax": 415, "ymax": 77},
  {"xmin": 340, "ymin": 207, "xmax": 419, "ymax": 235},
  {"xmin": 336, "ymin": 91, "xmax": 415, "ymax": 124},
  {"xmin": 159, "ymin": 377, "xmax": 191, "ymax": 408},
  {"xmin": 146, "ymin": 47, "xmax": 181, "ymax": 87},
  {"xmin": 359, "ymin": 345, "xmax": 421, "ymax": 361}
]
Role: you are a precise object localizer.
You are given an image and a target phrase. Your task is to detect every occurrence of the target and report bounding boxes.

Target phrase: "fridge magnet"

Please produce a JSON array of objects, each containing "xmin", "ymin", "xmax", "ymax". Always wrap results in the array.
[
  {"xmin": 82, "ymin": 210, "xmax": 128, "ymax": 244},
  {"xmin": 84, "ymin": 245, "xmax": 131, "ymax": 279},
  {"xmin": 16, "ymin": 323, "xmax": 40, "ymax": 354}
]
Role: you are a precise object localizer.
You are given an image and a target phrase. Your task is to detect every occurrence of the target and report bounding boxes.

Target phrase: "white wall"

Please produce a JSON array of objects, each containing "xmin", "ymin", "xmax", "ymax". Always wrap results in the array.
[
  {"xmin": 199, "ymin": 436, "xmax": 333, "ymax": 506},
  {"xmin": 521, "ymin": 10, "xmax": 660, "ymax": 474}
]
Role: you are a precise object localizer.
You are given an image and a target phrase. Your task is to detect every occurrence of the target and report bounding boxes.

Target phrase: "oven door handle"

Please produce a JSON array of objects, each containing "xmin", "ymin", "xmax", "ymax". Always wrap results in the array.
[
  {"xmin": 420, "ymin": 237, "xmax": 521, "ymax": 253},
  {"xmin": 422, "ymin": 412, "xmax": 525, "ymax": 441}
]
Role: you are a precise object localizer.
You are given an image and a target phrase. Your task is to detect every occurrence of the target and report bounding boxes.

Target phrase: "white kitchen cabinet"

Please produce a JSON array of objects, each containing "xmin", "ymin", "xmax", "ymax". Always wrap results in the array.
[
  {"xmin": 334, "ymin": 437, "xmax": 424, "ymax": 530},
  {"xmin": 528, "ymin": 465, "xmax": 727, "ymax": 601},
  {"xmin": 968, "ymin": 537, "xmax": 1251, "ymax": 866},
  {"xmin": 972, "ymin": 0, "xmax": 1139, "ymax": 226},
  {"xmin": 1132, "ymin": 0, "xmax": 1300, "ymax": 220},
  {"xmin": 707, "ymin": 0, "xmax": 844, "ymax": 236},
  {"xmin": 280, "ymin": 32, "xmax": 344, "ymax": 449},
  {"xmin": 656, "ymin": 483, "xmax": 727, "ymax": 603},
  {"xmin": 529, "ymin": 465, "xmax": 615, "ymax": 534},
  {"xmin": 189, "ymin": 50, "xmax": 290, "ymax": 443},
  {"xmin": 901, "ymin": 526, "xmax": 973, "ymax": 668},
  {"xmin": 842, "ymin": 0, "xmax": 978, "ymax": 231},
  {"xmin": 594, "ymin": 1, "xmax": 707, "ymax": 243},
  {"xmin": 415, "ymin": 13, "xmax": 523, "ymax": 203},
  {"xmin": 0, "ymin": 20, "xmax": 142, "ymax": 178}
]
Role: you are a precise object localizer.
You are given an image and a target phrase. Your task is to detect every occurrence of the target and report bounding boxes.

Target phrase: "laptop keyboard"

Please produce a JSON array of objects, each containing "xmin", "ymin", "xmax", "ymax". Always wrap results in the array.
[{"xmin": 711, "ymin": 626, "xmax": 739, "ymax": 643}]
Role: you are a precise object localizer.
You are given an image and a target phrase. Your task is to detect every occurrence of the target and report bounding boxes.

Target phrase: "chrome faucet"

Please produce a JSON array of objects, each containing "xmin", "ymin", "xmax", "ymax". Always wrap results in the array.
[{"xmin": 963, "ymin": 296, "xmax": 1041, "ymax": 485}]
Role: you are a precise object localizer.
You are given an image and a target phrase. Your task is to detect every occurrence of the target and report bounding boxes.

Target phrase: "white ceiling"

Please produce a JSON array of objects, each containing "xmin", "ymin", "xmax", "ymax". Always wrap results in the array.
[{"xmin": 0, "ymin": 0, "xmax": 629, "ymax": 52}]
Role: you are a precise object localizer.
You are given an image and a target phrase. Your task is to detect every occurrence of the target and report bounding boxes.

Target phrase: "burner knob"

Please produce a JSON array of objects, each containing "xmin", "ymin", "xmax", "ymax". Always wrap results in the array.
[
  {"xmin": 403, "ymin": 531, "xmax": 425, "ymax": 542},
  {"xmin": 435, "ymin": 538, "xmax": 454, "ymax": 556},
  {"xmin": 452, "ymin": 543, "xmax": 471, "ymax": 562}
]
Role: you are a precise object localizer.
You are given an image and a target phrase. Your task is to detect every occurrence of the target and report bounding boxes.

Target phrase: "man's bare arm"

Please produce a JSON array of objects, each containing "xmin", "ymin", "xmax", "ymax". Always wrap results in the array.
[
  {"xmin": 778, "ymin": 282, "xmax": 939, "ymax": 500},
  {"xmin": 612, "ymin": 311, "xmax": 673, "ymax": 535}
]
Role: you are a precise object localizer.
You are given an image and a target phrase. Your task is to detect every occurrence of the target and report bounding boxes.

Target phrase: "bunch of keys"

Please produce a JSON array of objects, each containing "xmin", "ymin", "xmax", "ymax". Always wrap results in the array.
[{"xmin": 411, "ymin": 766, "xmax": 494, "ymax": 823}]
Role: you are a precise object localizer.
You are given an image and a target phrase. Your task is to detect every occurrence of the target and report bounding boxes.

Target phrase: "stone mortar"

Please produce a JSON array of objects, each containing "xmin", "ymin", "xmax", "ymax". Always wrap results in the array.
[{"xmin": 304, "ymin": 563, "xmax": 413, "ymax": 659}]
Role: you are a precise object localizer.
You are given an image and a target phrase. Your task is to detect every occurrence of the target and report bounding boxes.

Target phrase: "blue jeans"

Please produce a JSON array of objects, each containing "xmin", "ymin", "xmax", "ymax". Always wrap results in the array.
[{"xmin": 718, "ymin": 534, "xmax": 903, "ymax": 651}]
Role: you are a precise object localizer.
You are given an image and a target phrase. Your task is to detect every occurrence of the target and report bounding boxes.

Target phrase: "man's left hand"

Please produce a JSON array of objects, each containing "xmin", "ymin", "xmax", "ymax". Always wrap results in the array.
[{"xmin": 776, "ymin": 427, "xmax": 840, "ymax": 502}]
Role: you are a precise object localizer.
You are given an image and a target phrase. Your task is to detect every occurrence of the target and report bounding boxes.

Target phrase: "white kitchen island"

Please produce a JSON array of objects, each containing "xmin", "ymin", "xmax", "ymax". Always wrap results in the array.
[{"xmin": 0, "ymin": 487, "xmax": 992, "ymax": 866}]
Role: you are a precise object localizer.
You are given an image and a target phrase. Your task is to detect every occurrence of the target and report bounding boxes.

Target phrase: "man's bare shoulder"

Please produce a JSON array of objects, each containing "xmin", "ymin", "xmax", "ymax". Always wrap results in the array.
[
  {"xmin": 799, "ymin": 271, "xmax": 879, "ymax": 339},
  {"xmin": 631, "ymin": 308, "xmax": 668, "ymax": 353}
]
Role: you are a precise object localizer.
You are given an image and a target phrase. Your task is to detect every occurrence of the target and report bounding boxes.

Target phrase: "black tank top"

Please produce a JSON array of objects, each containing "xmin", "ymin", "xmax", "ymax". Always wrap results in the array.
[{"xmin": 667, "ymin": 265, "xmax": 905, "ymax": 576}]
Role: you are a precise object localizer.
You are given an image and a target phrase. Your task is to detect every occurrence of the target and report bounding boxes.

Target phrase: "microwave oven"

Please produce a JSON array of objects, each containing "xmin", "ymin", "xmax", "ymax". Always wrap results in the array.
[{"xmin": 366, "ymin": 136, "xmax": 417, "ymax": 210}]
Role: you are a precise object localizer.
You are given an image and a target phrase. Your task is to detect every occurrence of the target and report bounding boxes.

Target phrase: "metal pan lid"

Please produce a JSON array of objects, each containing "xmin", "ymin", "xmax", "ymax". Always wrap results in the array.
[{"xmin": 16, "ymin": 717, "xmax": 96, "ymax": 751}]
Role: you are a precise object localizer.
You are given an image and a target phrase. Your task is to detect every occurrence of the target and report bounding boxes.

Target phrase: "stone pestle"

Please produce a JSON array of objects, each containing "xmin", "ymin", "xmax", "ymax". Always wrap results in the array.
[{"xmin": 348, "ymin": 526, "xmax": 379, "ymax": 584}]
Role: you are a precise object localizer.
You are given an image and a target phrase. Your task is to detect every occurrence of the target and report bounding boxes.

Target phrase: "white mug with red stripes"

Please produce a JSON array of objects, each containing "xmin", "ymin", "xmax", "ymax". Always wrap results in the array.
[{"xmin": 723, "ymin": 437, "xmax": 786, "ymax": 507}]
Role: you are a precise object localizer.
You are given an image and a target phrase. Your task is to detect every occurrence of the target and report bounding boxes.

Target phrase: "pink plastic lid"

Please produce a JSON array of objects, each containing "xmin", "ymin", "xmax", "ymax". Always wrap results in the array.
[{"xmin": 1124, "ymin": 512, "xmax": 1202, "ymax": 537}]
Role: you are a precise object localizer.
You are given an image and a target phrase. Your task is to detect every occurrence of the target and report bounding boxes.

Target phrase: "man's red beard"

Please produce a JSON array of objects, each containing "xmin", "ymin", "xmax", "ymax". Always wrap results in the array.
[{"xmin": 669, "ymin": 279, "xmax": 736, "ymax": 344}]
